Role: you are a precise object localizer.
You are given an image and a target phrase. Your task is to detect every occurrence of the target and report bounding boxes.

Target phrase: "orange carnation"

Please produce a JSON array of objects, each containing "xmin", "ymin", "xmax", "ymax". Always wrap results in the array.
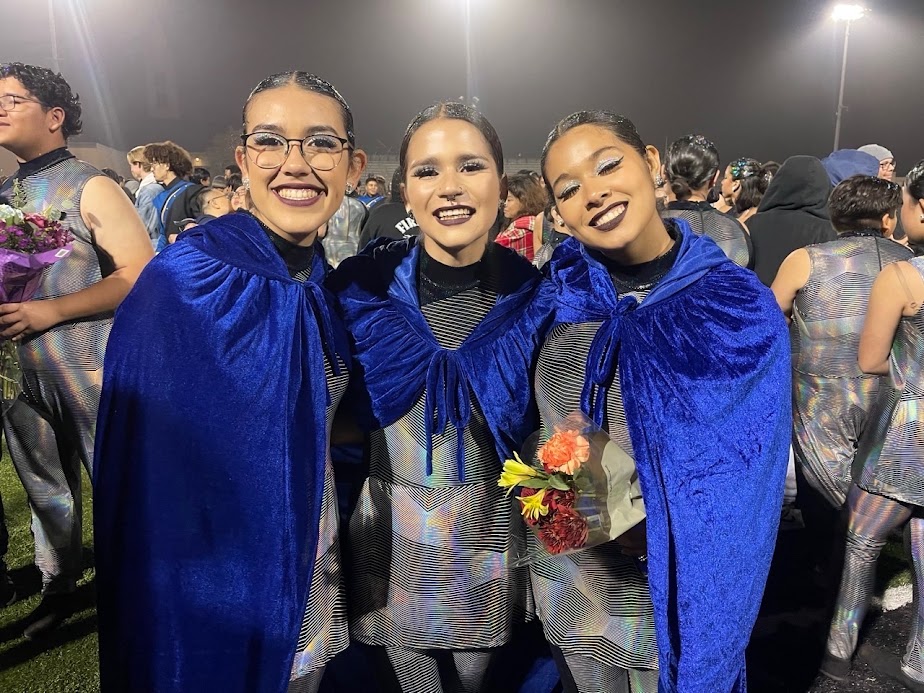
[{"xmin": 538, "ymin": 429, "xmax": 590, "ymax": 476}]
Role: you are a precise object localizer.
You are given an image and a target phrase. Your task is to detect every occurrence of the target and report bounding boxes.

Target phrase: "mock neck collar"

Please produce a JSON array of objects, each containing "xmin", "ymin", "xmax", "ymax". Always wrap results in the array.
[{"xmin": 16, "ymin": 147, "xmax": 73, "ymax": 179}]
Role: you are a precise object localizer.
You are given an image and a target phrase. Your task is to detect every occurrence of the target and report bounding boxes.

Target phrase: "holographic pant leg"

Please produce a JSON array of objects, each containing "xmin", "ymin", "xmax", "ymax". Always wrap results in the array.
[
  {"xmin": 383, "ymin": 647, "xmax": 442, "ymax": 693},
  {"xmin": 3, "ymin": 368, "xmax": 101, "ymax": 595},
  {"xmin": 287, "ymin": 666, "xmax": 325, "ymax": 693},
  {"xmin": 826, "ymin": 485, "xmax": 912, "ymax": 660},
  {"xmin": 902, "ymin": 518, "xmax": 924, "ymax": 681},
  {"xmin": 562, "ymin": 653, "xmax": 659, "ymax": 693},
  {"xmin": 450, "ymin": 649, "xmax": 496, "ymax": 692},
  {"xmin": 381, "ymin": 647, "xmax": 497, "ymax": 693}
]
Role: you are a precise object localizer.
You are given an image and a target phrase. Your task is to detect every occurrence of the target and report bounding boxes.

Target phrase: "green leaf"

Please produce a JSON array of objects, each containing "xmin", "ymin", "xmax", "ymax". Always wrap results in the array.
[
  {"xmin": 517, "ymin": 479, "xmax": 551, "ymax": 490},
  {"xmin": 548, "ymin": 474, "xmax": 571, "ymax": 491}
]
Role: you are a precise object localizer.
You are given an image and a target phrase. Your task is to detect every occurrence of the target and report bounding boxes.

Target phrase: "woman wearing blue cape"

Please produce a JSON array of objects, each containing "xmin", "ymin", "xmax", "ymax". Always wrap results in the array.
[
  {"xmin": 329, "ymin": 103, "xmax": 553, "ymax": 692},
  {"xmin": 535, "ymin": 111, "xmax": 791, "ymax": 692},
  {"xmin": 93, "ymin": 72, "xmax": 368, "ymax": 692}
]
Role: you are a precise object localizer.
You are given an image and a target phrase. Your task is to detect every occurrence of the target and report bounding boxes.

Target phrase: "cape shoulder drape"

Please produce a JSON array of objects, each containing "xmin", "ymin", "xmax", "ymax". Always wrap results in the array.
[
  {"xmin": 93, "ymin": 212, "xmax": 349, "ymax": 693},
  {"xmin": 545, "ymin": 221, "xmax": 791, "ymax": 692},
  {"xmin": 328, "ymin": 237, "xmax": 554, "ymax": 475}
]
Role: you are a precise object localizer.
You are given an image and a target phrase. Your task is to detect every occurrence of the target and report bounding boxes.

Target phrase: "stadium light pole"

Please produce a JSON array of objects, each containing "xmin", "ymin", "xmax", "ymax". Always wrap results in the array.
[
  {"xmin": 48, "ymin": 0, "xmax": 61, "ymax": 73},
  {"xmin": 832, "ymin": 4, "xmax": 867, "ymax": 151},
  {"xmin": 464, "ymin": 0, "xmax": 475, "ymax": 108}
]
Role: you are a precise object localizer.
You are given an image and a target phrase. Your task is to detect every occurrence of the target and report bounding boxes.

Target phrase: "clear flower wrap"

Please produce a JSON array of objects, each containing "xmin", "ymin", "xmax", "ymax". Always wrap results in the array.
[{"xmin": 499, "ymin": 410, "xmax": 646, "ymax": 567}]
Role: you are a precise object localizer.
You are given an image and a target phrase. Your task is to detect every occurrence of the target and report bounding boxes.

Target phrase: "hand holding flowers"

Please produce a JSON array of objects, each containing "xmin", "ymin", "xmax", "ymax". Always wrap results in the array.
[{"xmin": 499, "ymin": 411, "xmax": 647, "ymax": 565}]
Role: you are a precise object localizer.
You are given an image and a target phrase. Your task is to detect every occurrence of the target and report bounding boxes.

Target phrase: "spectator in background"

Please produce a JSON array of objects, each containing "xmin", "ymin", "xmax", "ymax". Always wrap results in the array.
[
  {"xmin": 144, "ymin": 140, "xmax": 200, "ymax": 251},
  {"xmin": 358, "ymin": 168, "xmax": 418, "ymax": 249},
  {"xmin": 230, "ymin": 182, "xmax": 249, "ymax": 212},
  {"xmin": 192, "ymin": 184, "xmax": 233, "ymax": 225},
  {"xmin": 748, "ymin": 156, "xmax": 835, "ymax": 286},
  {"xmin": 357, "ymin": 175, "xmax": 384, "ymax": 208},
  {"xmin": 223, "ymin": 163, "xmax": 240, "ymax": 179},
  {"xmin": 822, "ymin": 149, "xmax": 880, "ymax": 187},
  {"xmin": 735, "ymin": 161, "xmax": 777, "ymax": 226},
  {"xmin": 323, "ymin": 187, "xmax": 368, "ymax": 266},
  {"xmin": 661, "ymin": 134, "xmax": 752, "ymax": 268},
  {"xmin": 128, "ymin": 145, "xmax": 164, "ymax": 246},
  {"xmin": 224, "ymin": 172, "xmax": 242, "ymax": 197},
  {"xmin": 101, "ymin": 167, "xmax": 134, "ymax": 202},
  {"xmin": 532, "ymin": 204, "xmax": 570, "ymax": 269},
  {"xmin": 495, "ymin": 171, "xmax": 546, "ymax": 260},
  {"xmin": 858, "ymin": 144, "xmax": 908, "ymax": 245},
  {"xmin": 190, "ymin": 166, "xmax": 211, "ymax": 186},
  {"xmin": 172, "ymin": 185, "xmax": 234, "ymax": 236},
  {"xmin": 858, "ymin": 144, "xmax": 896, "ymax": 182}
]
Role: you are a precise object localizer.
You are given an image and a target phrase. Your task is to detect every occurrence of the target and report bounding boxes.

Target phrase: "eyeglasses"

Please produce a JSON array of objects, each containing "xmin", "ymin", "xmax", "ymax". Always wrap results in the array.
[
  {"xmin": 241, "ymin": 131, "xmax": 351, "ymax": 171},
  {"xmin": 880, "ymin": 161, "xmax": 897, "ymax": 170},
  {"xmin": 206, "ymin": 193, "xmax": 231, "ymax": 206},
  {"xmin": 0, "ymin": 94, "xmax": 46, "ymax": 112}
]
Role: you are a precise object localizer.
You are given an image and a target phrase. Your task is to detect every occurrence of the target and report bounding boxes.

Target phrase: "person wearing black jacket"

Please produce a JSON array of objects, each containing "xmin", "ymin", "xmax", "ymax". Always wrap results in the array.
[
  {"xmin": 357, "ymin": 168, "xmax": 418, "ymax": 250},
  {"xmin": 748, "ymin": 156, "xmax": 835, "ymax": 286}
]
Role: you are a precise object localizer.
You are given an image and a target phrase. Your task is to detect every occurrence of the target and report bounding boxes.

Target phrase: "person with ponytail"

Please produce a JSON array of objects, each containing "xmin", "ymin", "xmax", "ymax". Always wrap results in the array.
[
  {"xmin": 330, "ymin": 102, "xmax": 550, "ymax": 693},
  {"xmin": 661, "ymin": 134, "xmax": 752, "ymax": 268},
  {"xmin": 94, "ymin": 71, "xmax": 367, "ymax": 692},
  {"xmin": 537, "ymin": 110, "xmax": 790, "ymax": 692}
]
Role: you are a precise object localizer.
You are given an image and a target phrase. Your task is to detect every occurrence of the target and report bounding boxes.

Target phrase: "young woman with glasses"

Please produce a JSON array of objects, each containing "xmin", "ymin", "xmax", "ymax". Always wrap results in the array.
[{"xmin": 94, "ymin": 71, "xmax": 367, "ymax": 693}]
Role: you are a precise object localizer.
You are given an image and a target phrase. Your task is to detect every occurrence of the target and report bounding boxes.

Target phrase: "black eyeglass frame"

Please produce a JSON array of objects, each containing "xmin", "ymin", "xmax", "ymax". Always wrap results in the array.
[{"xmin": 240, "ymin": 131, "xmax": 353, "ymax": 171}]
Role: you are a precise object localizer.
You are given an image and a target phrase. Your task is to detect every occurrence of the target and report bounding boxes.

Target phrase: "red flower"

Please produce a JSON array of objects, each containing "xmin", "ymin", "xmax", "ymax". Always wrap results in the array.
[
  {"xmin": 537, "ymin": 504, "xmax": 589, "ymax": 554},
  {"xmin": 544, "ymin": 488, "xmax": 576, "ymax": 512}
]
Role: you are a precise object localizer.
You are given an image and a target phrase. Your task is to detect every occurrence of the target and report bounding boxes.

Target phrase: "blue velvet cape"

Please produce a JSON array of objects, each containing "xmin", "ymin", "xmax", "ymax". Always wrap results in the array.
[
  {"xmin": 545, "ymin": 221, "xmax": 791, "ymax": 692},
  {"xmin": 93, "ymin": 213, "xmax": 349, "ymax": 693},
  {"xmin": 328, "ymin": 237, "xmax": 553, "ymax": 477}
]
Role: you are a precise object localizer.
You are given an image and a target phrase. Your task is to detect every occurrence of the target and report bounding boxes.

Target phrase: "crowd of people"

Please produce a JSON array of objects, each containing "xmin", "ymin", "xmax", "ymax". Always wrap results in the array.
[{"xmin": 0, "ymin": 58, "xmax": 923, "ymax": 693}]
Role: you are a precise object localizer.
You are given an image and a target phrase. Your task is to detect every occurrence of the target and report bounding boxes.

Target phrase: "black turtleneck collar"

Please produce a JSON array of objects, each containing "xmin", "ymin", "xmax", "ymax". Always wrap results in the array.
[
  {"xmin": 15, "ymin": 147, "xmax": 73, "ymax": 180},
  {"xmin": 590, "ymin": 219, "xmax": 681, "ymax": 295},
  {"xmin": 246, "ymin": 211, "xmax": 316, "ymax": 280},
  {"xmin": 417, "ymin": 244, "xmax": 491, "ymax": 306},
  {"xmin": 666, "ymin": 200, "xmax": 712, "ymax": 212}
]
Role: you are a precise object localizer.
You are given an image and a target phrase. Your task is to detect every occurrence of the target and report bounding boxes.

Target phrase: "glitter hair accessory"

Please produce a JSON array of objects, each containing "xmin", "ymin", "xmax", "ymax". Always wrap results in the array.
[{"xmin": 729, "ymin": 158, "xmax": 761, "ymax": 181}]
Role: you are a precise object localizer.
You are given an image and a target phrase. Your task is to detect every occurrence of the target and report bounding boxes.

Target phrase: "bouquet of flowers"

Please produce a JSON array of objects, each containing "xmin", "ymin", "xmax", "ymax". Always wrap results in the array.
[
  {"xmin": 499, "ymin": 411, "xmax": 646, "ymax": 566},
  {"xmin": 0, "ymin": 180, "xmax": 73, "ymax": 303}
]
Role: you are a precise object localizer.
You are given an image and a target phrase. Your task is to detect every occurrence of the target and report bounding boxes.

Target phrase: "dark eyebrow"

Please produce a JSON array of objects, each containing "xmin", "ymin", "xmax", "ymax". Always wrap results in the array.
[
  {"xmin": 550, "ymin": 145, "xmax": 623, "ymax": 189},
  {"xmin": 248, "ymin": 123, "xmax": 344, "ymax": 138},
  {"xmin": 407, "ymin": 153, "xmax": 490, "ymax": 169}
]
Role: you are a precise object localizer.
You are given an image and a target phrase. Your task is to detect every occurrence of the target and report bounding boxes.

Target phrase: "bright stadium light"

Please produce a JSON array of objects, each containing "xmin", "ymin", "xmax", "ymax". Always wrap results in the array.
[
  {"xmin": 832, "ymin": 4, "xmax": 867, "ymax": 22},
  {"xmin": 831, "ymin": 4, "xmax": 869, "ymax": 150}
]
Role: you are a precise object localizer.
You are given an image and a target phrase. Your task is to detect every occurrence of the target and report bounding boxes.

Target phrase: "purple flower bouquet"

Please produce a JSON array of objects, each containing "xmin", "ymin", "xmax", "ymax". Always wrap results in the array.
[{"xmin": 0, "ymin": 203, "xmax": 72, "ymax": 303}]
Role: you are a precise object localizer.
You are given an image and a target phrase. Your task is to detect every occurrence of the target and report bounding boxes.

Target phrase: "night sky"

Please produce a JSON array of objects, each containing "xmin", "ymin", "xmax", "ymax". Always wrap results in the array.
[{"xmin": 4, "ymin": 0, "xmax": 924, "ymax": 168}]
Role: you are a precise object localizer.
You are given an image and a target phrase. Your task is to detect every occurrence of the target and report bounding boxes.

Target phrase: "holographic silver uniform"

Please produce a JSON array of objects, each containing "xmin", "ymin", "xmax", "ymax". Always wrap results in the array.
[
  {"xmin": 662, "ymin": 203, "xmax": 751, "ymax": 268},
  {"xmin": 856, "ymin": 256, "xmax": 924, "ymax": 505},
  {"xmin": 790, "ymin": 235, "xmax": 911, "ymax": 507},
  {"xmin": 531, "ymin": 287, "xmax": 658, "ymax": 692},
  {"xmin": 349, "ymin": 277, "xmax": 533, "ymax": 654},
  {"xmin": 289, "ymin": 354, "xmax": 350, "ymax": 691},
  {"xmin": 3, "ymin": 157, "xmax": 107, "ymax": 595},
  {"xmin": 827, "ymin": 258, "xmax": 924, "ymax": 681}
]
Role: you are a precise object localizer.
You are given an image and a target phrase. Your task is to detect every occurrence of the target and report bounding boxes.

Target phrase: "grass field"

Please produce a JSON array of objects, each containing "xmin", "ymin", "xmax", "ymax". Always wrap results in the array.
[{"xmin": 0, "ymin": 451, "xmax": 98, "ymax": 693}]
